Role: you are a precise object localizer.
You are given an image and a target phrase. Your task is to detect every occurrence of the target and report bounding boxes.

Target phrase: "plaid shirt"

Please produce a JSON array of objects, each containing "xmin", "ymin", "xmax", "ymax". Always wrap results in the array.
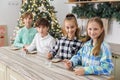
[
  {"xmin": 50, "ymin": 37, "xmax": 83, "ymax": 59},
  {"xmin": 70, "ymin": 40, "xmax": 114, "ymax": 75}
]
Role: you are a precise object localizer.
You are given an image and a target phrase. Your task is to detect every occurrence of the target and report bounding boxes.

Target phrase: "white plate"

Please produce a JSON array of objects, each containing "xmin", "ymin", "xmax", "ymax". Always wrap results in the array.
[
  {"xmin": 27, "ymin": 51, "xmax": 37, "ymax": 54},
  {"xmin": 10, "ymin": 47, "xmax": 20, "ymax": 50},
  {"xmin": 51, "ymin": 58, "xmax": 62, "ymax": 63}
]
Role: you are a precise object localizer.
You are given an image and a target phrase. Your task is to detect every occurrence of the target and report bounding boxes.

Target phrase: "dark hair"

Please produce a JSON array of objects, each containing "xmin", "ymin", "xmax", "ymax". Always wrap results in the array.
[
  {"xmin": 35, "ymin": 18, "xmax": 50, "ymax": 28},
  {"xmin": 66, "ymin": 14, "xmax": 76, "ymax": 19},
  {"xmin": 62, "ymin": 13, "xmax": 80, "ymax": 39},
  {"xmin": 21, "ymin": 11, "xmax": 33, "ymax": 20}
]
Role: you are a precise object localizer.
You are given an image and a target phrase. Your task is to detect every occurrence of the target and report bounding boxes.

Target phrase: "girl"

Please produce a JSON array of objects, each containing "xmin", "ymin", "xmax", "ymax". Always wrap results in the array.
[
  {"xmin": 47, "ymin": 13, "xmax": 83, "ymax": 60},
  {"xmin": 64, "ymin": 17, "xmax": 113, "ymax": 76},
  {"xmin": 13, "ymin": 11, "xmax": 37, "ymax": 48},
  {"xmin": 23, "ymin": 18, "xmax": 55, "ymax": 54}
]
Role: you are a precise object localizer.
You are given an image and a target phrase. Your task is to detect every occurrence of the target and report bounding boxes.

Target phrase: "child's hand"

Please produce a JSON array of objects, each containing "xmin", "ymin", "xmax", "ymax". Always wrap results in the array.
[
  {"xmin": 22, "ymin": 46, "xmax": 28, "ymax": 53},
  {"xmin": 47, "ymin": 53, "xmax": 53, "ymax": 59},
  {"xmin": 74, "ymin": 68, "xmax": 84, "ymax": 76},
  {"xmin": 63, "ymin": 59, "xmax": 72, "ymax": 70},
  {"xmin": 23, "ymin": 45, "xmax": 29, "ymax": 48}
]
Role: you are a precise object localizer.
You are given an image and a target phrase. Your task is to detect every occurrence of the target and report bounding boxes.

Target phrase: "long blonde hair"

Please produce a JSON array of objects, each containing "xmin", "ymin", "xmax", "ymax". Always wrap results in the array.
[
  {"xmin": 83, "ymin": 17, "xmax": 105, "ymax": 56},
  {"xmin": 62, "ymin": 13, "xmax": 80, "ymax": 39}
]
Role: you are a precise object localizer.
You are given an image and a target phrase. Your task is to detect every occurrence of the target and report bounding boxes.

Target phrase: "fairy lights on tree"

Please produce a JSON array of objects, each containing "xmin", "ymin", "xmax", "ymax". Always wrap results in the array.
[{"xmin": 18, "ymin": 0, "xmax": 62, "ymax": 38}]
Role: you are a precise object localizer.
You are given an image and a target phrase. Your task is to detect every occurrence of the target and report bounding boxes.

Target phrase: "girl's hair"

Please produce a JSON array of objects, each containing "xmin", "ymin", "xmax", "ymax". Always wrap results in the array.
[
  {"xmin": 35, "ymin": 18, "xmax": 50, "ymax": 28},
  {"xmin": 62, "ymin": 13, "xmax": 80, "ymax": 39},
  {"xmin": 21, "ymin": 11, "xmax": 33, "ymax": 20},
  {"xmin": 83, "ymin": 17, "xmax": 105, "ymax": 56}
]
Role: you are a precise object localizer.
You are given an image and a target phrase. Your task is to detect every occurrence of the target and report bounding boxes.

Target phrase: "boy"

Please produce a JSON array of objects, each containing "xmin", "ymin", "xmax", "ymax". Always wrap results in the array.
[
  {"xmin": 23, "ymin": 18, "xmax": 55, "ymax": 54},
  {"xmin": 13, "ymin": 11, "xmax": 37, "ymax": 48}
]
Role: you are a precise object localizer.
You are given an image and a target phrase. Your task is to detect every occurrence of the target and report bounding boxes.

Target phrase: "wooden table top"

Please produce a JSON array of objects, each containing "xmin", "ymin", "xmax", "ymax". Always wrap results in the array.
[{"xmin": 0, "ymin": 47, "xmax": 113, "ymax": 80}]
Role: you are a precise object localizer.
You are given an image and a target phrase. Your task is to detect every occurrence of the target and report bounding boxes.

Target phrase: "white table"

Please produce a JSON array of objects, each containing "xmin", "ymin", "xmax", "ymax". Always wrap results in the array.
[{"xmin": 0, "ymin": 47, "xmax": 114, "ymax": 80}]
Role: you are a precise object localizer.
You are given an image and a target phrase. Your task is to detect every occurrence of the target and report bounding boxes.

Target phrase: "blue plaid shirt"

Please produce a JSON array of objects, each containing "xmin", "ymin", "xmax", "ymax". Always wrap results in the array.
[
  {"xmin": 50, "ymin": 37, "xmax": 83, "ymax": 59},
  {"xmin": 70, "ymin": 40, "xmax": 113, "ymax": 75}
]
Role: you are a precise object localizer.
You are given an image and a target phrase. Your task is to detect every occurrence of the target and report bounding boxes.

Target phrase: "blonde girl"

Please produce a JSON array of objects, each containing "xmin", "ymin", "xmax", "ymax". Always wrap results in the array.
[
  {"xmin": 64, "ymin": 17, "xmax": 113, "ymax": 76},
  {"xmin": 47, "ymin": 13, "xmax": 83, "ymax": 60}
]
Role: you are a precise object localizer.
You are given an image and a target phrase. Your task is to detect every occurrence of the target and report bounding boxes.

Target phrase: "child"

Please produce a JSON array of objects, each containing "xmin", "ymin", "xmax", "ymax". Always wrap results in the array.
[
  {"xmin": 23, "ymin": 18, "xmax": 55, "ymax": 54},
  {"xmin": 13, "ymin": 11, "xmax": 37, "ymax": 48},
  {"xmin": 64, "ymin": 17, "xmax": 113, "ymax": 76},
  {"xmin": 47, "ymin": 13, "xmax": 83, "ymax": 60}
]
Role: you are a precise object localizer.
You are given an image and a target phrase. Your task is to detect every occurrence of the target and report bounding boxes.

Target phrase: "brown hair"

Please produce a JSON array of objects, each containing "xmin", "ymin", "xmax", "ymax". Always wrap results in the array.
[
  {"xmin": 62, "ymin": 13, "xmax": 80, "ymax": 39},
  {"xmin": 83, "ymin": 17, "xmax": 105, "ymax": 56},
  {"xmin": 21, "ymin": 11, "xmax": 33, "ymax": 20},
  {"xmin": 35, "ymin": 18, "xmax": 50, "ymax": 28}
]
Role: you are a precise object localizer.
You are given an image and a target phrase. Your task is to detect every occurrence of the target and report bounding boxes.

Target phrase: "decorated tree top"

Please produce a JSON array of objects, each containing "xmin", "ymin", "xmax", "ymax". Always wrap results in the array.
[{"xmin": 18, "ymin": 0, "xmax": 62, "ymax": 38}]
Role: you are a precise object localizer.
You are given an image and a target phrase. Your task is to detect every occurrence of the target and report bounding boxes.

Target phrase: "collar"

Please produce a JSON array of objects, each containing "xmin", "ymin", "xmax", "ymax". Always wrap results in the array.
[
  {"xmin": 86, "ymin": 39, "xmax": 94, "ymax": 47},
  {"xmin": 24, "ymin": 26, "xmax": 33, "ymax": 30},
  {"xmin": 39, "ymin": 33, "xmax": 50, "ymax": 40},
  {"xmin": 63, "ymin": 36, "xmax": 77, "ymax": 41}
]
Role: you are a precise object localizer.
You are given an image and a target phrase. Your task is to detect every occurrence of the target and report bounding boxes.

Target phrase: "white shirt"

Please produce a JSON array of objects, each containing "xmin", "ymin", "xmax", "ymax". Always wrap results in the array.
[{"xmin": 27, "ymin": 33, "xmax": 55, "ymax": 54}]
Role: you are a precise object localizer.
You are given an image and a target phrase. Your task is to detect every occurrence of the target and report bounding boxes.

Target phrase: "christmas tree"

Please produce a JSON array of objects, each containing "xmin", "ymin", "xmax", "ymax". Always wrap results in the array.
[{"xmin": 18, "ymin": 0, "xmax": 61, "ymax": 38}]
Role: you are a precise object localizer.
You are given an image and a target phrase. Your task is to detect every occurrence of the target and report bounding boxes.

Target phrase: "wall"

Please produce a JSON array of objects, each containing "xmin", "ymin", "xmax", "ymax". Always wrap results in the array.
[
  {"xmin": 0, "ymin": 0, "xmax": 21, "ymax": 45},
  {"xmin": 105, "ymin": 20, "xmax": 120, "ymax": 44},
  {"xmin": 0, "ymin": 0, "xmax": 120, "ymax": 45},
  {"xmin": 49, "ymin": 0, "xmax": 75, "ymax": 25},
  {"xmin": 51, "ymin": 0, "xmax": 120, "ymax": 44}
]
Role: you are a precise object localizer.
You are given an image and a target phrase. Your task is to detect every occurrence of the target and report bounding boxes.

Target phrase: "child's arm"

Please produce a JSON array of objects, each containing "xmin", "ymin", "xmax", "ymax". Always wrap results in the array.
[
  {"xmin": 26, "ymin": 34, "xmax": 37, "ymax": 52},
  {"xmin": 47, "ymin": 52, "xmax": 53, "ymax": 59},
  {"xmin": 47, "ymin": 38, "xmax": 56, "ymax": 59},
  {"xmin": 13, "ymin": 30, "xmax": 24, "ymax": 48},
  {"xmin": 23, "ymin": 46, "xmax": 28, "ymax": 53},
  {"xmin": 83, "ymin": 45, "xmax": 113, "ymax": 75},
  {"xmin": 63, "ymin": 59, "xmax": 73, "ymax": 70},
  {"xmin": 49, "ymin": 39, "xmax": 60, "ymax": 58},
  {"xmin": 49, "ymin": 38, "xmax": 56, "ymax": 51},
  {"xmin": 74, "ymin": 68, "xmax": 85, "ymax": 76},
  {"xmin": 70, "ymin": 48, "xmax": 82, "ymax": 67}
]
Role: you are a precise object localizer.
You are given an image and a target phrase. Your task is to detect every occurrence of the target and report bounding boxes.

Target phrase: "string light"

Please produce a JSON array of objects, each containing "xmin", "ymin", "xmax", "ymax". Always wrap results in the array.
[{"xmin": 16, "ymin": 0, "xmax": 61, "ymax": 38}]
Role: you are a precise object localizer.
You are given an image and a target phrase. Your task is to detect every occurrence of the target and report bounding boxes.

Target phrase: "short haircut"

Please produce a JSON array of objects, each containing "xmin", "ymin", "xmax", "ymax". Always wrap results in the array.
[
  {"xmin": 35, "ymin": 18, "xmax": 50, "ymax": 28},
  {"xmin": 21, "ymin": 11, "xmax": 33, "ymax": 20}
]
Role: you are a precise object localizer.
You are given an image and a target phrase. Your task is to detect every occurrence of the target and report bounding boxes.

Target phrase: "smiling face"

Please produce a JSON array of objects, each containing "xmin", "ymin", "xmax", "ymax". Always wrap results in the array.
[
  {"xmin": 23, "ymin": 15, "xmax": 33, "ymax": 28},
  {"xmin": 35, "ymin": 18, "xmax": 50, "ymax": 37},
  {"xmin": 36, "ymin": 25, "xmax": 48, "ymax": 37},
  {"xmin": 87, "ymin": 22, "xmax": 103, "ymax": 42},
  {"xmin": 64, "ymin": 20, "xmax": 77, "ymax": 40}
]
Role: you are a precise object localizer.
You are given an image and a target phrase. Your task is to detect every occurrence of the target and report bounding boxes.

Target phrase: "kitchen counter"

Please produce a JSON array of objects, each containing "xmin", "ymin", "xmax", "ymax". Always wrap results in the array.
[
  {"xmin": 109, "ymin": 43, "xmax": 120, "ymax": 55},
  {"xmin": 0, "ymin": 47, "xmax": 113, "ymax": 80}
]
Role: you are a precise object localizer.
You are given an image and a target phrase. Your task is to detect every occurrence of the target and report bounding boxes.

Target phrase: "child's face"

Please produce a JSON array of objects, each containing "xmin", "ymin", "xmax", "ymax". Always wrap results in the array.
[
  {"xmin": 23, "ymin": 15, "xmax": 33, "ymax": 28},
  {"xmin": 36, "ymin": 25, "xmax": 48, "ymax": 37},
  {"xmin": 64, "ymin": 20, "xmax": 77, "ymax": 39},
  {"xmin": 87, "ymin": 22, "xmax": 103, "ymax": 40}
]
